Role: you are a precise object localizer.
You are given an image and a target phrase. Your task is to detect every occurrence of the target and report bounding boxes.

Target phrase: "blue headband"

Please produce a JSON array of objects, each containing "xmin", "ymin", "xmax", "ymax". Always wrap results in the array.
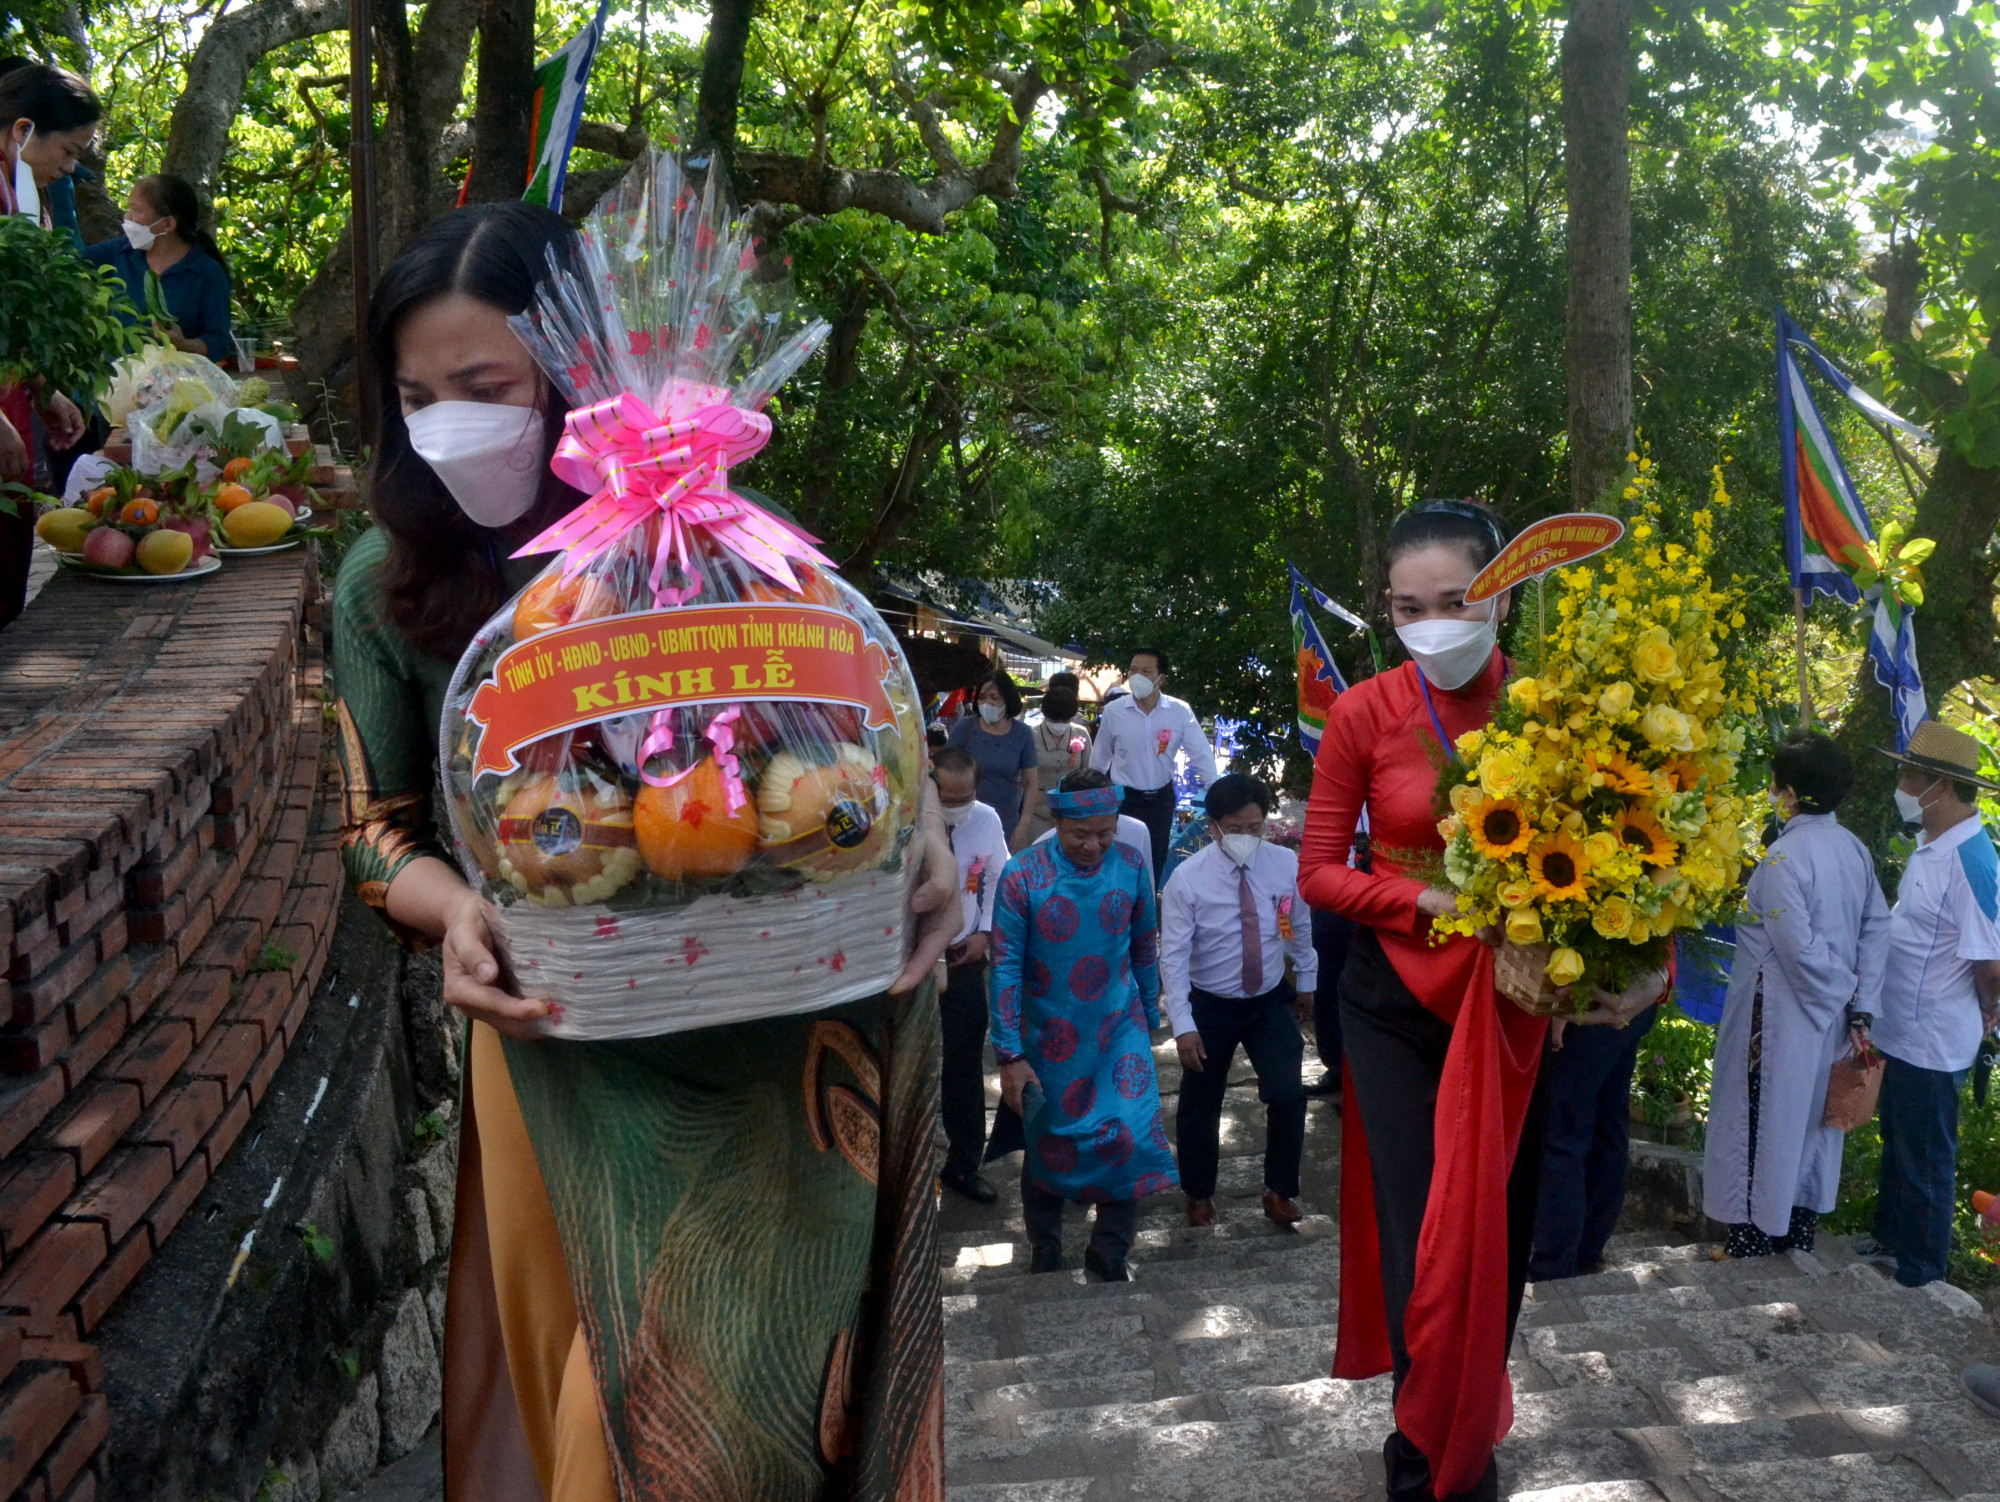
[{"xmin": 1048, "ymin": 784, "xmax": 1124, "ymax": 819}]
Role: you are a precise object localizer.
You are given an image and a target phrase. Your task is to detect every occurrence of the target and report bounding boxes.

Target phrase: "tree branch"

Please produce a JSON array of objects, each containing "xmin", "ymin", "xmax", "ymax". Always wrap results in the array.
[
  {"xmin": 161, "ymin": 0, "xmax": 348, "ymax": 194},
  {"xmin": 573, "ymin": 120, "xmax": 651, "ymax": 160}
]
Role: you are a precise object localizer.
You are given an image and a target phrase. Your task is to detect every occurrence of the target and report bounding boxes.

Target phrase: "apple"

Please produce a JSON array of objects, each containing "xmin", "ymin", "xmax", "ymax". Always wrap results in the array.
[
  {"xmin": 265, "ymin": 493, "xmax": 298, "ymax": 520},
  {"xmin": 81, "ymin": 526, "xmax": 136, "ymax": 570}
]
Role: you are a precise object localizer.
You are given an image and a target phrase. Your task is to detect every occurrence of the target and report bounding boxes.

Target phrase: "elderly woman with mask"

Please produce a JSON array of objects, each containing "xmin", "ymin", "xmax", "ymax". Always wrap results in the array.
[
  {"xmin": 1022, "ymin": 670, "xmax": 1092, "ymax": 845},
  {"xmin": 1704, "ymin": 732, "xmax": 1890, "ymax": 1259}
]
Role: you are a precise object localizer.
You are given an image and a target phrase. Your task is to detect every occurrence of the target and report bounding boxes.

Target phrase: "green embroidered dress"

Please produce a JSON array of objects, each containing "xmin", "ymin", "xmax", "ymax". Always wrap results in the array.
[{"xmin": 332, "ymin": 529, "xmax": 945, "ymax": 1501}]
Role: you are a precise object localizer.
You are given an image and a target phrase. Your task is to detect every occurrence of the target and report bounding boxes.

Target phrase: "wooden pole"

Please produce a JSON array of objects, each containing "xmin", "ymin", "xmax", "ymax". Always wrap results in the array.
[
  {"xmin": 1794, "ymin": 586, "xmax": 1813, "ymax": 729},
  {"xmin": 348, "ymin": 0, "xmax": 378, "ymax": 445}
]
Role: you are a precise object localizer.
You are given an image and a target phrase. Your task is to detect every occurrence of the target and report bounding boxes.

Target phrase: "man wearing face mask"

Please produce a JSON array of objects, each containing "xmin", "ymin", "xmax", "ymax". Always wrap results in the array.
[
  {"xmin": 1862, "ymin": 723, "xmax": 2000, "ymax": 1289},
  {"xmin": 1090, "ymin": 647, "xmax": 1218, "ymax": 878},
  {"xmin": 1160, "ymin": 774, "xmax": 1317, "ymax": 1228},
  {"xmin": 933, "ymin": 747, "xmax": 1013, "ymax": 1204}
]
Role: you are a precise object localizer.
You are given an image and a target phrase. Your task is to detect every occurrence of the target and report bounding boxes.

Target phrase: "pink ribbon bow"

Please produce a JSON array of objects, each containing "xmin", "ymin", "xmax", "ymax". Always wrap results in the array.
[{"xmin": 513, "ymin": 391, "xmax": 833, "ymax": 605}]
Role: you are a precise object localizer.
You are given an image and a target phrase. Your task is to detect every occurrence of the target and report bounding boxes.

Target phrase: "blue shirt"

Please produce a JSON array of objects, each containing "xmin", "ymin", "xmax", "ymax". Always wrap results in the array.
[
  {"xmin": 84, "ymin": 238, "xmax": 233, "ymax": 359},
  {"xmin": 946, "ymin": 716, "xmax": 1038, "ymax": 833}
]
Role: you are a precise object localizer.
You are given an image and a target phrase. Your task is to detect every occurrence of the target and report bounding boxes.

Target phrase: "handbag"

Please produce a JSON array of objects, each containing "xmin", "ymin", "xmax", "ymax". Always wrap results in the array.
[{"xmin": 1823, "ymin": 1032, "xmax": 1884, "ymax": 1131}]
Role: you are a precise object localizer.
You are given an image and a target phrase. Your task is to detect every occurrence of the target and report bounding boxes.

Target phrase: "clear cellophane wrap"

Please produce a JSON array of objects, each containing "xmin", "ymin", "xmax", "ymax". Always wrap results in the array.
[{"xmin": 439, "ymin": 154, "xmax": 926, "ymax": 1040}]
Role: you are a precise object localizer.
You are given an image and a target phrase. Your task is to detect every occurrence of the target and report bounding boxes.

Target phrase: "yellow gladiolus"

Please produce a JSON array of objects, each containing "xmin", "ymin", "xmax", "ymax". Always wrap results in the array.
[{"xmin": 1546, "ymin": 948, "xmax": 1585, "ymax": 987}]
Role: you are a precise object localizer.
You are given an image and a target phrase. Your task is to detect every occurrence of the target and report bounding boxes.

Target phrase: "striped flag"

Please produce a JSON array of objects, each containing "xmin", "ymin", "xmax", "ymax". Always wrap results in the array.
[
  {"xmin": 1777, "ymin": 308, "xmax": 1929, "ymax": 748},
  {"xmin": 522, "ymin": 0, "xmax": 613, "ymax": 213},
  {"xmin": 1289, "ymin": 564, "xmax": 1358, "ymax": 755}
]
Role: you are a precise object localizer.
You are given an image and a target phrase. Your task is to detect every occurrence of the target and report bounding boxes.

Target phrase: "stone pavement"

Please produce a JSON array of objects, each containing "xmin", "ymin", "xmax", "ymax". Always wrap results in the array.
[
  {"xmin": 341, "ymin": 1026, "xmax": 2000, "ymax": 1502},
  {"xmin": 944, "ymin": 1032, "xmax": 2000, "ymax": 1501}
]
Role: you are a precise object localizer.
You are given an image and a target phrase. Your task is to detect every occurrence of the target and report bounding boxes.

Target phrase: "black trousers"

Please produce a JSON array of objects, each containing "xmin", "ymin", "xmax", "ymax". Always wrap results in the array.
[
  {"xmin": 0, "ymin": 507, "xmax": 34, "ymax": 633},
  {"xmin": 1341, "ymin": 928, "xmax": 1546, "ymax": 1502},
  {"xmin": 1310, "ymin": 907, "xmax": 1357, "ymax": 1076},
  {"xmin": 939, "ymin": 958, "xmax": 990, "ymax": 1178},
  {"xmin": 1120, "ymin": 783, "xmax": 1177, "ymax": 878},
  {"xmin": 1176, "ymin": 982, "xmax": 1307, "ymax": 1199},
  {"xmin": 1529, "ymin": 1004, "xmax": 1657, "ymax": 1280},
  {"xmin": 1020, "ymin": 1157, "xmax": 1137, "ymax": 1261}
]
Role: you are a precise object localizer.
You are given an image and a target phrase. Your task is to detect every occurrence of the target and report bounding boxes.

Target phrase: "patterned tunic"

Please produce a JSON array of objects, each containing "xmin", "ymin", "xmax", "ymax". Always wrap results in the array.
[{"xmin": 988, "ymin": 839, "xmax": 1178, "ymax": 1203}]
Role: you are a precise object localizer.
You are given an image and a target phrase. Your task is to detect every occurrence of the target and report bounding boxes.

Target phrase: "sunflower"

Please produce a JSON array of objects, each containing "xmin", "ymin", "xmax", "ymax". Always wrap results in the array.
[
  {"xmin": 1612, "ymin": 806, "xmax": 1678, "ymax": 867},
  {"xmin": 1657, "ymin": 756, "xmax": 1704, "ymax": 793},
  {"xmin": 1527, "ymin": 830, "xmax": 1591, "ymax": 902},
  {"xmin": 1586, "ymin": 749, "xmax": 1653, "ymax": 796},
  {"xmin": 1466, "ymin": 795, "xmax": 1535, "ymax": 858}
]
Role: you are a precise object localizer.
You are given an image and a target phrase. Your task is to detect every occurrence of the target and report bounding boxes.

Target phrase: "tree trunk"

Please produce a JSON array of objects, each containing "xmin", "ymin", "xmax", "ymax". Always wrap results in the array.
[
  {"xmin": 693, "ymin": 0, "xmax": 758, "ymax": 163},
  {"xmin": 161, "ymin": 0, "xmax": 349, "ymax": 197},
  {"xmin": 465, "ymin": 0, "xmax": 537, "ymax": 202},
  {"xmin": 798, "ymin": 281, "xmax": 872, "ymax": 528},
  {"xmin": 839, "ymin": 383, "xmax": 955, "ymax": 576},
  {"xmin": 1561, "ymin": 0, "xmax": 1632, "ymax": 513}
]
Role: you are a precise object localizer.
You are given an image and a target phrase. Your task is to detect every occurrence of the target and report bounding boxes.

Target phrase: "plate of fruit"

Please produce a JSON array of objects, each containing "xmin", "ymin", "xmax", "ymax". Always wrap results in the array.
[
  {"xmin": 207, "ymin": 455, "xmax": 320, "ymax": 553},
  {"xmin": 37, "ymin": 478, "xmax": 219, "ymax": 580}
]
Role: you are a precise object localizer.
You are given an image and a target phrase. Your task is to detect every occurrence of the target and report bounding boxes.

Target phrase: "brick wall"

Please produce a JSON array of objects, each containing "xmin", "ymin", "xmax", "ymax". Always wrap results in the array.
[{"xmin": 0, "ymin": 555, "xmax": 344, "ymax": 1500}]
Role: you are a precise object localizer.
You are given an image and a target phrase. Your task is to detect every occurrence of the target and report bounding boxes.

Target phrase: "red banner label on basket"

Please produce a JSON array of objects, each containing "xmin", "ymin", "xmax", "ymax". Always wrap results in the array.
[
  {"xmin": 464, "ymin": 603, "xmax": 901, "ymax": 778},
  {"xmin": 1463, "ymin": 512, "xmax": 1626, "ymax": 604}
]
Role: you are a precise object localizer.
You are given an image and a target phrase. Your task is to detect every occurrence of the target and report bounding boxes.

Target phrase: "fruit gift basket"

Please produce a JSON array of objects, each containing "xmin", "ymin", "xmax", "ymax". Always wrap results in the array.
[{"xmin": 439, "ymin": 152, "xmax": 927, "ymax": 1040}]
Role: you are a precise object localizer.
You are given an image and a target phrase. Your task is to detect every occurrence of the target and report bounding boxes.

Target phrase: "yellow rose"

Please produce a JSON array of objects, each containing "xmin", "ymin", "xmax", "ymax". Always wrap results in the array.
[
  {"xmin": 1632, "ymin": 627, "xmax": 1679, "ymax": 684},
  {"xmin": 1498, "ymin": 879, "xmax": 1536, "ymax": 909},
  {"xmin": 1705, "ymin": 820, "xmax": 1742, "ymax": 859},
  {"xmin": 1438, "ymin": 816, "xmax": 1463, "ymax": 842},
  {"xmin": 1583, "ymin": 832, "xmax": 1620, "ymax": 865},
  {"xmin": 1626, "ymin": 917, "xmax": 1652, "ymax": 945},
  {"xmin": 1546, "ymin": 947, "xmax": 1585, "ymax": 987},
  {"xmin": 1592, "ymin": 895, "xmax": 1633, "ymax": 939},
  {"xmin": 1509, "ymin": 677, "xmax": 1542, "ymax": 710},
  {"xmin": 1639, "ymin": 702, "xmax": 1694, "ymax": 752},
  {"xmin": 1506, "ymin": 907, "xmax": 1545, "ymax": 946},
  {"xmin": 1480, "ymin": 749, "xmax": 1526, "ymax": 799},
  {"xmin": 1597, "ymin": 681, "xmax": 1635, "ymax": 716},
  {"xmin": 1449, "ymin": 781, "xmax": 1479, "ymax": 815}
]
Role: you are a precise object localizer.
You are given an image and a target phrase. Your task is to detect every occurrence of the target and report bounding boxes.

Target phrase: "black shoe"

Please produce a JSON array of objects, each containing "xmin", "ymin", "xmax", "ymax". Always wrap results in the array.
[
  {"xmin": 1303, "ymin": 1072, "xmax": 1341, "ymax": 1098},
  {"xmin": 1083, "ymin": 1247, "xmax": 1130, "ymax": 1283},
  {"xmin": 941, "ymin": 1169, "xmax": 999, "ymax": 1205},
  {"xmin": 1028, "ymin": 1245, "xmax": 1063, "ymax": 1274}
]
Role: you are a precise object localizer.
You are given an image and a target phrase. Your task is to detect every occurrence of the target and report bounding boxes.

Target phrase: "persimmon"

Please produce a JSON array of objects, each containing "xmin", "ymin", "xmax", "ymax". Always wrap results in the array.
[
  {"xmin": 222, "ymin": 457, "xmax": 255, "ymax": 482},
  {"xmin": 512, "ymin": 571, "xmax": 620, "ymax": 640},
  {"xmin": 213, "ymin": 483, "xmax": 256, "ymax": 514},
  {"xmin": 119, "ymin": 498, "xmax": 160, "ymax": 526},
  {"xmin": 633, "ymin": 757, "xmax": 760, "ymax": 880},
  {"xmin": 86, "ymin": 488, "xmax": 114, "ymax": 517},
  {"xmin": 742, "ymin": 564, "xmax": 845, "ymax": 608}
]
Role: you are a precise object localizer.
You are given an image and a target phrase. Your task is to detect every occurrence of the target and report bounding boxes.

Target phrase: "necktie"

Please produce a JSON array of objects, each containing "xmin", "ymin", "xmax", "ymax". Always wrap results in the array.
[{"xmin": 1238, "ymin": 866, "xmax": 1264, "ymax": 996}]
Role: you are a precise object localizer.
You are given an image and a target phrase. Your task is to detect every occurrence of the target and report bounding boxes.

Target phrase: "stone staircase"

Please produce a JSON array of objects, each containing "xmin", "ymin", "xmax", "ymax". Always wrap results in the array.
[{"xmin": 940, "ymin": 1043, "xmax": 2000, "ymax": 1501}]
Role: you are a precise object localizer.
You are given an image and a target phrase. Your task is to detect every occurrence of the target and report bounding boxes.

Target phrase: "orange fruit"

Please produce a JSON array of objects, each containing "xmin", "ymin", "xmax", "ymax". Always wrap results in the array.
[
  {"xmin": 119, "ymin": 498, "xmax": 160, "ymax": 526},
  {"xmin": 222, "ymin": 457, "xmax": 254, "ymax": 482},
  {"xmin": 86, "ymin": 488, "xmax": 113, "ymax": 517},
  {"xmin": 633, "ymin": 757, "xmax": 760, "ymax": 880},
  {"xmin": 742, "ymin": 564, "xmax": 846, "ymax": 608},
  {"xmin": 512, "ymin": 571, "xmax": 620, "ymax": 640},
  {"xmin": 213, "ymin": 483, "xmax": 256, "ymax": 514},
  {"xmin": 492, "ymin": 766, "xmax": 640, "ymax": 905}
]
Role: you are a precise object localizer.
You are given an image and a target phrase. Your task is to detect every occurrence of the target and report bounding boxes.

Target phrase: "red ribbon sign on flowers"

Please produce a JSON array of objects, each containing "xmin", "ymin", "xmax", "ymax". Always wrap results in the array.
[
  {"xmin": 464, "ymin": 603, "xmax": 902, "ymax": 778},
  {"xmin": 1463, "ymin": 512, "xmax": 1626, "ymax": 605}
]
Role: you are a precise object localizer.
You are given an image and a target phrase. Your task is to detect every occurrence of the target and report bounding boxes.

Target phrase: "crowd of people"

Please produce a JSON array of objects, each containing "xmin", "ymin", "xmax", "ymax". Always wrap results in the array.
[{"xmin": 8, "ymin": 64, "xmax": 2000, "ymax": 1496}]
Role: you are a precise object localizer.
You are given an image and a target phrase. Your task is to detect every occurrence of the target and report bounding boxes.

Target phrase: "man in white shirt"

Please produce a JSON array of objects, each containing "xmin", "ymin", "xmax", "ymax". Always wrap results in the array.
[
  {"xmin": 1159, "ymin": 774, "xmax": 1317, "ymax": 1227},
  {"xmin": 934, "ymin": 747, "xmax": 1013, "ymax": 1204},
  {"xmin": 1864, "ymin": 724, "xmax": 2000, "ymax": 1288},
  {"xmin": 1089, "ymin": 646, "xmax": 1218, "ymax": 877}
]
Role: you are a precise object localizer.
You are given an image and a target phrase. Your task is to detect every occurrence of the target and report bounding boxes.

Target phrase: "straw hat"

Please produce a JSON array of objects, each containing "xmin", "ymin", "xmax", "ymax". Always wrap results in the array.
[{"xmin": 1874, "ymin": 722, "xmax": 2000, "ymax": 794}]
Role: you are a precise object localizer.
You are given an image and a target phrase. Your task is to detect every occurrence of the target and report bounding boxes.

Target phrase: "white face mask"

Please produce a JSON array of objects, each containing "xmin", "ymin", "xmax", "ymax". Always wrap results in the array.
[
  {"xmin": 1219, "ymin": 832, "xmax": 1263, "ymax": 866},
  {"xmin": 1894, "ymin": 783, "xmax": 1932, "ymax": 826},
  {"xmin": 10, "ymin": 124, "xmax": 37, "ymax": 223},
  {"xmin": 404, "ymin": 401, "xmax": 546, "ymax": 527},
  {"xmin": 1396, "ymin": 602, "xmax": 1498, "ymax": 692},
  {"xmin": 938, "ymin": 800, "xmax": 975, "ymax": 828},
  {"xmin": 122, "ymin": 217, "xmax": 161, "ymax": 250},
  {"xmin": 978, "ymin": 702, "xmax": 1005, "ymax": 725},
  {"xmin": 1127, "ymin": 673, "xmax": 1157, "ymax": 700}
]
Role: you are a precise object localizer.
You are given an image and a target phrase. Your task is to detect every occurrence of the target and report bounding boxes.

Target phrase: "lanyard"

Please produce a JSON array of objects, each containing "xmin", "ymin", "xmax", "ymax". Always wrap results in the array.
[{"xmin": 1416, "ymin": 649, "xmax": 1505, "ymax": 765}]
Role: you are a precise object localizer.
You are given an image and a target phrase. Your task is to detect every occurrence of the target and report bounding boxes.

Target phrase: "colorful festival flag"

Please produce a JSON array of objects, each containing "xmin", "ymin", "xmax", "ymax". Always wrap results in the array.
[
  {"xmin": 1289, "ymin": 564, "xmax": 1357, "ymax": 755},
  {"xmin": 522, "ymin": 0, "xmax": 613, "ymax": 213},
  {"xmin": 1777, "ymin": 308, "xmax": 1928, "ymax": 748}
]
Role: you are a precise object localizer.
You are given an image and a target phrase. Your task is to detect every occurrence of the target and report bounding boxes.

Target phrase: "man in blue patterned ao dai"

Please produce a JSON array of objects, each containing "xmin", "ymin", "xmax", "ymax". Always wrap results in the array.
[{"xmin": 989, "ymin": 769, "xmax": 1178, "ymax": 1281}]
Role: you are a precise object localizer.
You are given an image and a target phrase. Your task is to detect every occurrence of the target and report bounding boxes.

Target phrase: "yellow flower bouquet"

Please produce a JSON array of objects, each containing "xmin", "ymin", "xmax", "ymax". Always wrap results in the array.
[{"xmin": 1432, "ymin": 464, "xmax": 1764, "ymax": 1009}]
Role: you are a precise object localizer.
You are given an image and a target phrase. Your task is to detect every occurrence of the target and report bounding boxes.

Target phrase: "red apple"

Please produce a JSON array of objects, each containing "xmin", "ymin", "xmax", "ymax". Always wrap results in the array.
[
  {"xmin": 265, "ymin": 493, "xmax": 298, "ymax": 520},
  {"xmin": 81, "ymin": 526, "xmax": 136, "ymax": 570}
]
